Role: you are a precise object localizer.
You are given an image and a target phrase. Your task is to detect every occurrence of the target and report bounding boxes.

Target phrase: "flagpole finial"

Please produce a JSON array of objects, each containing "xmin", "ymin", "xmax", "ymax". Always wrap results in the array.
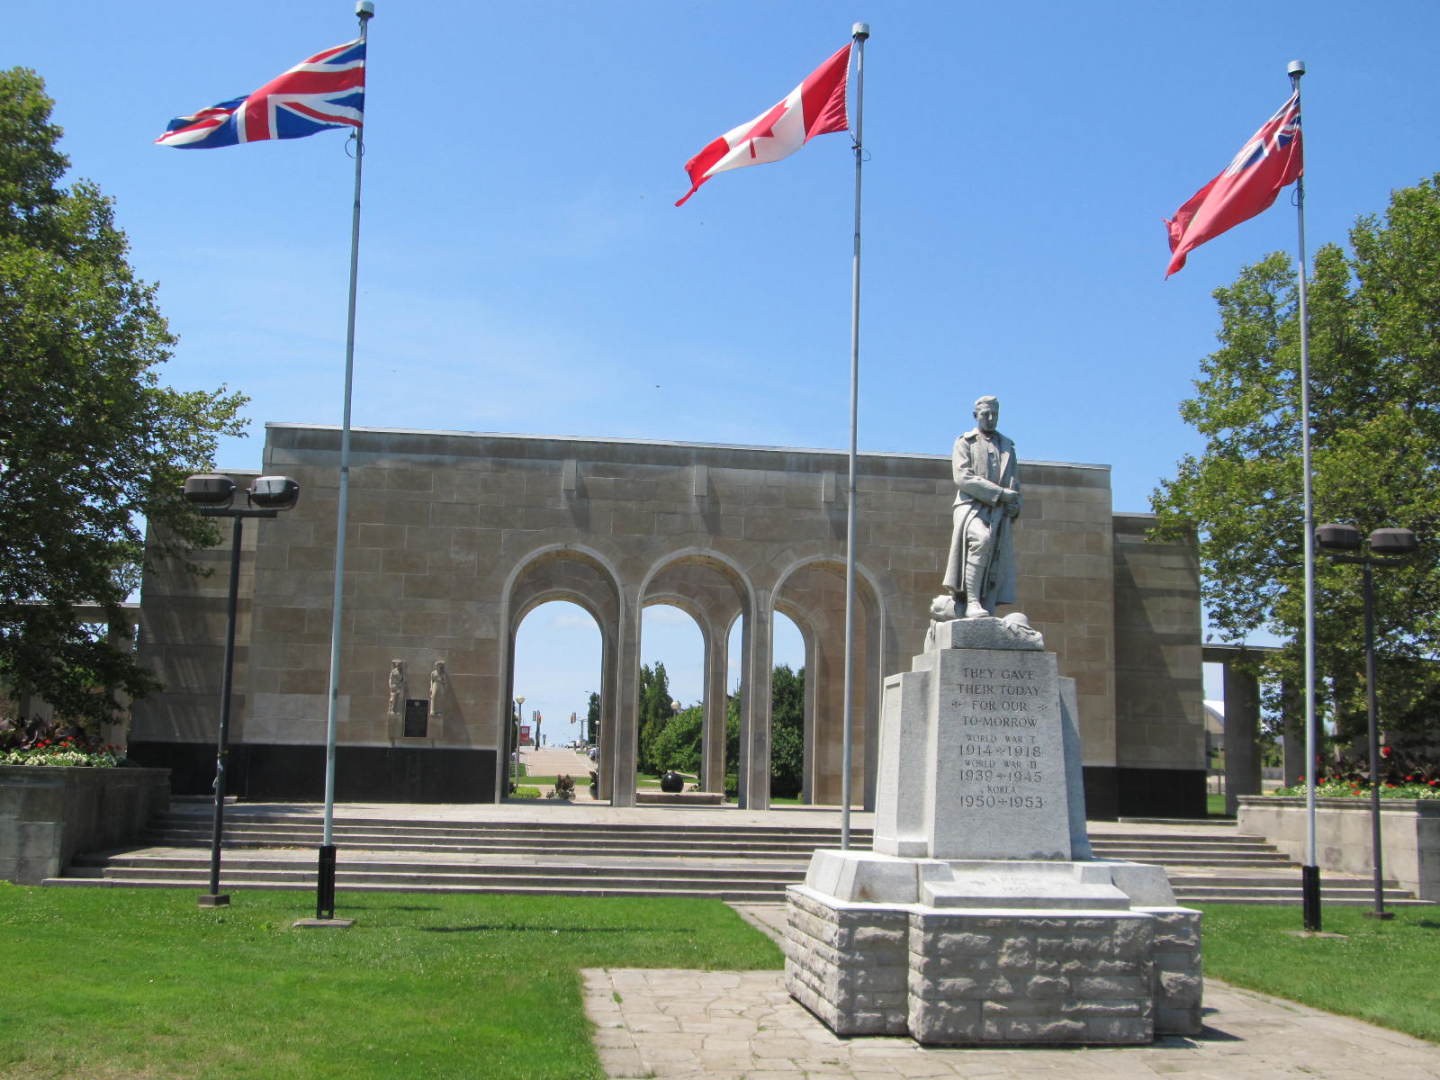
[
  {"xmin": 1287, "ymin": 60, "xmax": 1305, "ymax": 79},
  {"xmin": 356, "ymin": 0, "xmax": 375, "ymax": 19},
  {"xmin": 852, "ymin": 22, "xmax": 870, "ymax": 40}
]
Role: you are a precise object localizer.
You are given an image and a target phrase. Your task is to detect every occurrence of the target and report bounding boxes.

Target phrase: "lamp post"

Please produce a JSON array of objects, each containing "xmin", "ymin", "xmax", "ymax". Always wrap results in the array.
[
  {"xmin": 183, "ymin": 474, "xmax": 300, "ymax": 909},
  {"xmin": 1314, "ymin": 523, "xmax": 1418, "ymax": 920}
]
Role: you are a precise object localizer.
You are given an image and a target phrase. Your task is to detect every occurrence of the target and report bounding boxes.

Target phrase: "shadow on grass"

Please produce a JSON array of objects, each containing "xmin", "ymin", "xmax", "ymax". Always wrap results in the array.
[
  {"xmin": 343, "ymin": 905, "xmax": 443, "ymax": 912},
  {"xmin": 420, "ymin": 923, "xmax": 699, "ymax": 934}
]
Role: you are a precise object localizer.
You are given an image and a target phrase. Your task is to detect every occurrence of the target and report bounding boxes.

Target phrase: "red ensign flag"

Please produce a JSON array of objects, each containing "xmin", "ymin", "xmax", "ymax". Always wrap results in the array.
[
  {"xmin": 1165, "ymin": 91, "xmax": 1303, "ymax": 277},
  {"xmin": 676, "ymin": 43, "xmax": 852, "ymax": 207}
]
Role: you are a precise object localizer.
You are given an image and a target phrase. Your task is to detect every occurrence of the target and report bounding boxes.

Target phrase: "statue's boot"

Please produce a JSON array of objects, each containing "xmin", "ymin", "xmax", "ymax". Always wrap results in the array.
[{"xmin": 962, "ymin": 560, "xmax": 989, "ymax": 619}]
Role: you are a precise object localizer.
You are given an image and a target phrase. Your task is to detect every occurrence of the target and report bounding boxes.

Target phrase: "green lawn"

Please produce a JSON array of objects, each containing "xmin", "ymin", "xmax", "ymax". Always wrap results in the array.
[
  {"xmin": 0, "ymin": 885, "xmax": 779, "ymax": 1080},
  {"xmin": 1197, "ymin": 903, "xmax": 1440, "ymax": 1043},
  {"xmin": 514, "ymin": 774, "xmax": 587, "ymax": 786},
  {"xmin": 1, "ymin": 886, "xmax": 1435, "ymax": 1079}
]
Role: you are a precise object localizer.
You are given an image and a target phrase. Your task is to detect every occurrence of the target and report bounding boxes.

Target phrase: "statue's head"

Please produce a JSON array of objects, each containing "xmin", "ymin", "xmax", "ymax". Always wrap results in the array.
[{"xmin": 973, "ymin": 395, "xmax": 1000, "ymax": 433}]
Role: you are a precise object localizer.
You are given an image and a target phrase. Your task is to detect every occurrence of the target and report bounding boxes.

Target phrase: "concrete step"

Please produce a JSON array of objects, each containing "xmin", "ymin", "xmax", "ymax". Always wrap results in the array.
[
  {"xmin": 1091, "ymin": 837, "xmax": 1278, "ymax": 850},
  {"xmin": 142, "ymin": 829, "xmax": 831, "ymax": 859},
  {"xmin": 40, "ymin": 877, "xmax": 785, "ymax": 903},
  {"xmin": 141, "ymin": 835, "xmax": 1293, "ymax": 869},
  {"xmin": 81, "ymin": 866, "xmax": 801, "ymax": 891},
  {"xmin": 147, "ymin": 813, "xmax": 871, "ymax": 842},
  {"xmin": 74, "ymin": 854, "xmax": 806, "ymax": 883},
  {"xmin": 1095, "ymin": 854, "xmax": 1294, "ymax": 868},
  {"xmin": 143, "ymin": 827, "xmax": 1287, "ymax": 862},
  {"xmin": 51, "ymin": 810, "xmax": 1431, "ymax": 907},
  {"xmin": 1174, "ymin": 884, "xmax": 1426, "ymax": 905}
]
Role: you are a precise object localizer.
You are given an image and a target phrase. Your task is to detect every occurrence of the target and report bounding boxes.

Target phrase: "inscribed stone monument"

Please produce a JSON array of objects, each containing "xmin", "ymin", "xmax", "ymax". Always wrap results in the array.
[{"xmin": 786, "ymin": 404, "xmax": 1203, "ymax": 1045}]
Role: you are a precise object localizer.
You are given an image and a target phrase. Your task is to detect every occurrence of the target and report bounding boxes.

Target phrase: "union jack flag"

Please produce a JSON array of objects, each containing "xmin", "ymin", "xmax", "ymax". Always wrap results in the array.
[
  {"xmin": 156, "ymin": 39, "xmax": 365, "ymax": 149},
  {"xmin": 1222, "ymin": 93, "xmax": 1301, "ymax": 178}
]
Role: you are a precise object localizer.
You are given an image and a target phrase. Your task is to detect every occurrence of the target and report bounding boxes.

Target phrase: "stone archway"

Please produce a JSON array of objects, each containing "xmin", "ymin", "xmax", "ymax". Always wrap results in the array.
[
  {"xmin": 774, "ymin": 557, "xmax": 886, "ymax": 808},
  {"xmin": 503, "ymin": 546, "xmax": 622, "ymax": 801},
  {"xmin": 640, "ymin": 552, "xmax": 754, "ymax": 802}
]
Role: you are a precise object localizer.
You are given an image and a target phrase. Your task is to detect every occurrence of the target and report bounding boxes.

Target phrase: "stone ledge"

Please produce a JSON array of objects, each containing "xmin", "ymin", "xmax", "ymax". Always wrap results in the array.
[
  {"xmin": 0, "ymin": 766, "xmax": 170, "ymax": 884},
  {"xmin": 1237, "ymin": 796, "xmax": 1439, "ymax": 902},
  {"xmin": 633, "ymin": 791, "xmax": 725, "ymax": 805}
]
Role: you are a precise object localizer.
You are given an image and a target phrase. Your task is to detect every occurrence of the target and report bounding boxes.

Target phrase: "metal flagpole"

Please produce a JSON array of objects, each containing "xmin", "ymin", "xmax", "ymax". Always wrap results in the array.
[
  {"xmin": 1288, "ymin": 59, "xmax": 1322, "ymax": 932},
  {"xmin": 840, "ymin": 22, "xmax": 868, "ymax": 850},
  {"xmin": 315, "ymin": 0, "xmax": 374, "ymax": 923}
]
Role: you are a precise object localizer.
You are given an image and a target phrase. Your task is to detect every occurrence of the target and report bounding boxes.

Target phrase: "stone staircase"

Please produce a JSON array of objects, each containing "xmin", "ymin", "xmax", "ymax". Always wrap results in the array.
[{"xmin": 42, "ymin": 807, "xmax": 1430, "ymax": 906}]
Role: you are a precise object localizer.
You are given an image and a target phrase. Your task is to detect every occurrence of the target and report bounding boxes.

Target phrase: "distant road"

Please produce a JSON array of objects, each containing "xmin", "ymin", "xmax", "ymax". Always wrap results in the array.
[{"xmin": 520, "ymin": 747, "xmax": 593, "ymax": 777}]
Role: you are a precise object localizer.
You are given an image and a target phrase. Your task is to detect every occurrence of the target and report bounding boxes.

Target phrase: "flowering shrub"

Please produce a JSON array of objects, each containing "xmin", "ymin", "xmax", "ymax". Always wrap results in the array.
[
  {"xmin": 0, "ymin": 716, "xmax": 125, "ymax": 767},
  {"xmin": 0, "ymin": 737, "xmax": 126, "ymax": 768},
  {"xmin": 1272, "ymin": 745, "xmax": 1440, "ymax": 799},
  {"xmin": 1273, "ymin": 778, "xmax": 1440, "ymax": 800}
]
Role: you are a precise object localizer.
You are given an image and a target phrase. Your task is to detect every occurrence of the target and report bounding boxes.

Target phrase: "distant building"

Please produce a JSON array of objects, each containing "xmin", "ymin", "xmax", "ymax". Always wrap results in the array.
[{"xmin": 1203, "ymin": 699, "xmax": 1225, "ymax": 763}]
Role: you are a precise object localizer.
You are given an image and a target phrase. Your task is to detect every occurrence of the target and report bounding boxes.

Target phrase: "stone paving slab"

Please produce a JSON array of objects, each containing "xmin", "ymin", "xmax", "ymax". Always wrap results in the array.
[
  {"xmin": 582, "ymin": 967, "xmax": 1440, "ymax": 1079},
  {"xmin": 581, "ymin": 903, "xmax": 1439, "ymax": 1079}
]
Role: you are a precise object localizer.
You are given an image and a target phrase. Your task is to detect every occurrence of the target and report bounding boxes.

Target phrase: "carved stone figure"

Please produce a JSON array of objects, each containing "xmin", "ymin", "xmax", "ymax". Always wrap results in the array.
[
  {"xmin": 428, "ymin": 660, "xmax": 448, "ymax": 719},
  {"xmin": 387, "ymin": 659, "xmax": 405, "ymax": 718},
  {"xmin": 941, "ymin": 395, "xmax": 1022, "ymax": 618}
]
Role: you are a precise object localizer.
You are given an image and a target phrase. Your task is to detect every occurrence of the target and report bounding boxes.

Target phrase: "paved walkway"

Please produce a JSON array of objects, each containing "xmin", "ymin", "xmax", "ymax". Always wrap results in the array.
[
  {"xmin": 581, "ymin": 904, "xmax": 1440, "ymax": 1080},
  {"xmin": 519, "ymin": 747, "xmax": 595, "ymax": 777},
  {"xmin": 513, "ymin": 747, "xmax": 599, "ymax": 799}
]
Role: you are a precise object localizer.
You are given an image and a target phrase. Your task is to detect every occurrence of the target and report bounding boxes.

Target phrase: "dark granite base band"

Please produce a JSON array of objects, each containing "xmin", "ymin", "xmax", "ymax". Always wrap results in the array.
[
  {"xmin": 1082, "ymin": 765, "xmax": 1207, "ymax": 820},
  {"xmin": 129, "ymin": 742, "xmax": 1198, "ymax": 818},
  {"xmin": 126, "ymin": 742, "xmax": 496, "ymax": 803}
]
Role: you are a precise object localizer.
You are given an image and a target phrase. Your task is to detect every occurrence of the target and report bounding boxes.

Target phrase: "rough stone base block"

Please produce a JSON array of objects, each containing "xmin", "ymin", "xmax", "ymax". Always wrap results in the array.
[
  {"xmin": 1143, "ymin": 906, "xmax": 1204, "ymax": 1036},
  {"xmin": 907, "ymin": 909, "xmax": 1154, "ymax": 1045},
  {"xmin": 786, "ymin": 884, "xmax": 1203, "ymax": 1045},
  {"xmin": 785, "ymin": 888, "xmax": 909, "ymax": 1035}
]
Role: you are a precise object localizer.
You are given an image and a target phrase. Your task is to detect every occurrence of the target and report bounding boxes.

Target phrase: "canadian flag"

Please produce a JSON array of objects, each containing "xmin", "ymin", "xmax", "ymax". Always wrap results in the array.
[{"xmin": 676, "ymin": 43, "xmax": 852, "ymax": 207}]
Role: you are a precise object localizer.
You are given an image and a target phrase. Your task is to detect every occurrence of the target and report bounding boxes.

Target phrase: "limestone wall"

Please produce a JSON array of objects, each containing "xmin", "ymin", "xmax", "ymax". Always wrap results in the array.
[{"xmin": 1109, "ymin": 513, "xmax": 1205, "ymax": 817}]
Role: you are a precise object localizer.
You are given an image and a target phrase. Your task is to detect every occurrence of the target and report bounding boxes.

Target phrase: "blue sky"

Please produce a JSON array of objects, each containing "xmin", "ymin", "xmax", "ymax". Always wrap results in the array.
[{"xmin": 9, "ymin": 1, "xmax": 1438, "ymax": 742}]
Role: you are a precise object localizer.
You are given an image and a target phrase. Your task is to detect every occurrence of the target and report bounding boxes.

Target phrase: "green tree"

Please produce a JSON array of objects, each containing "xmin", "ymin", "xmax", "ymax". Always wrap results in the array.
[
  {"xmin": 635, "ymin": 661, "xmax": 675, "ymax": 774},
  {"xmin": 770, "ymin": 664, "xmax": 805, "ymax": 797},
  {"xmin": 585, "ymin": 690, "xmax": 600, "ymax": 744},
  {"xmin": 649, "ymin": 704, "xmax": 702, "ymax": 774},
  {"xmin": 725, "ymin": 688, "xmax": 741, "ymax": 795},
  {"xmin": 1151, "ymin": 175, "xmax": 1440, "ymax": 743},
  {"xmin": 0, "ymin": 69, "xmax": 246, "ymax": 731}
]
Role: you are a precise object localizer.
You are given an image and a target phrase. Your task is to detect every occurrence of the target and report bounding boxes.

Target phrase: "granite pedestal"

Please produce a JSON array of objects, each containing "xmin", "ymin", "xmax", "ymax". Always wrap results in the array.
[{"xmin": 785, "ymin": 615, "xmax": 1203, "ymax": 1045}]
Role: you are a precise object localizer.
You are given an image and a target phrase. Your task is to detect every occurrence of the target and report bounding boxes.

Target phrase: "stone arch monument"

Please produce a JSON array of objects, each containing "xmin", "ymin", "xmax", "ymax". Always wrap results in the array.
[{"xmin": 129, "ymin": 424, "xmax": 1205, "ymax": 816}]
